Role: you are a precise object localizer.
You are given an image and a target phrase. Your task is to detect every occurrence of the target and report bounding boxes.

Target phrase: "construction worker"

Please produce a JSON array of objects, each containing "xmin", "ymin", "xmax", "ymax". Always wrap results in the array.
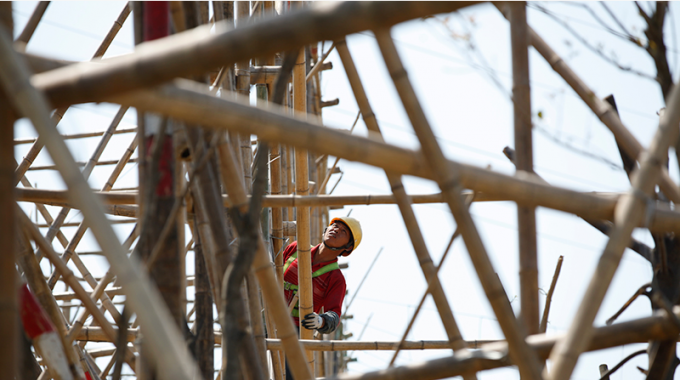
[{"xmin": 282, "ymin": 216, "xmax": 362, "ymax": 334}]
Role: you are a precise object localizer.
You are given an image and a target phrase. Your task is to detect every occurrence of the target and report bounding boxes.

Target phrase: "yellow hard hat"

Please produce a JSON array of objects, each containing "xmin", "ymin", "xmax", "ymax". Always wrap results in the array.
[{"xmin": 330, "ymin": 217, "xmax": 362, "ymax": 253}]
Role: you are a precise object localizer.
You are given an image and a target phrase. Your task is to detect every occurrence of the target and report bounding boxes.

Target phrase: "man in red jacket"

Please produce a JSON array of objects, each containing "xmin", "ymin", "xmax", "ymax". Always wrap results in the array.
[{"xmin": 282, "ymin": 216, "xmax": 362, "ymax": 334}]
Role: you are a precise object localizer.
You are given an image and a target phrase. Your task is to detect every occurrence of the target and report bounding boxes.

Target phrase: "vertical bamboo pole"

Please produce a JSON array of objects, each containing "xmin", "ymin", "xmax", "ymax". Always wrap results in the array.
[
  {"xmin": 546, "ymin": 58, "xmax": 680, "ymax": 380},
  {"xmin": 293, "ymin": 45, "xmax": 314, "ymax": 368},
  {"xmin": 335, "ymin": 40, "xmax": 475, "ymax": 380},
  {"xmin": 509, "ymin": 2, "xmax": 538, "ymax": 336},
  {"xmin": 374, "ymin": 30, "xmax": 542, "ymax": 380},
  {"xmin": 0, "ymin": 6, "xmax": 17, "ymax": 380},
  {"xmin": 193, "ymin": 214, "xmax": 213, "ymax": 380},
  {"xmin": 15, "ymin": 1, "xmax": 50, "ymax": 44}
]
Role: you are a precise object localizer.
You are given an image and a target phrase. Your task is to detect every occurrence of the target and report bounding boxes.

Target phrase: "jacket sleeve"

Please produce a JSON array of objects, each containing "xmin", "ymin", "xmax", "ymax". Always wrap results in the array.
[{"xmin": 318, "ymin": 271, "xmax": 346, "ymax": 334}]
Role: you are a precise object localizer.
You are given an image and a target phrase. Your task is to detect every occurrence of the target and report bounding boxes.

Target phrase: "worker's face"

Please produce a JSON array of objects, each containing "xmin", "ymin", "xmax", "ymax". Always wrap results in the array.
[{"xmin": 324, "ymin": 222, "xmax": 351, "ymax": 249}]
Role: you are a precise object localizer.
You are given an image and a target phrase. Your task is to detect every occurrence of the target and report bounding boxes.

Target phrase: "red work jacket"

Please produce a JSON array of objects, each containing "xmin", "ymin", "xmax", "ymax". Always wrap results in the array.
[{"xmin": 282, "ymin": 241, "xmax": 346, "ymax": 324}]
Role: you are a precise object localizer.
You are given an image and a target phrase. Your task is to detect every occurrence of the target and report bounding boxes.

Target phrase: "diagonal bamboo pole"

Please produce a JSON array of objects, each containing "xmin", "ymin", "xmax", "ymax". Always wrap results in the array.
[
  {"xmin": 0, "ymin": 25, "xmax": 201, "ymax": 380},
  {"xmin": 33, "ymin": 2, "xmax": 478, "ymax": 108},
  {"xmin": 509, "ymin": 2, "xmax": 538, "ymax": 336},
  {"xmin": 545, "ymin": 66, "xmax": 680, "ymax": 380},
  {"xmin": 374, "ymin": 29, "xmax": 543, "ymax": 380},
  {"xmin": 15, "ymin": 1, "xmax": 50, "ymax": 44},
  {"xmin": 335, "ymin": 39, "xmax": 475, "ymax": 379},
  {"xmin": 539, "ymin": 256, "xmax": 563, "ymax": 334}
]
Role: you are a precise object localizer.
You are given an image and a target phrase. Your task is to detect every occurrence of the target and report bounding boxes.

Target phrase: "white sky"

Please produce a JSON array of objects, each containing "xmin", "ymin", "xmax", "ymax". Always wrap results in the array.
[{"xmin": 10, "ymin": 2, "xmax": 680, "ymax": 380}]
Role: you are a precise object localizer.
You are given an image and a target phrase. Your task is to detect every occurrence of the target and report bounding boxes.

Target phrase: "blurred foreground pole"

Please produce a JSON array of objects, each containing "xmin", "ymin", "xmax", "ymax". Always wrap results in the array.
[
  {"xmin": 0, "ymin": 4, "xmax": 17, "ymax": 380},
  {"xmin": 509, "ymin": 2, "xmax": 538, "ymax": 335}
]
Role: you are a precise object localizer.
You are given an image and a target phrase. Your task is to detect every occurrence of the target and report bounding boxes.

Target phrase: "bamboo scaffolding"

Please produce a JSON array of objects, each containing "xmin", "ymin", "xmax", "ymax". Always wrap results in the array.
[
  {"xmin": 32, "ymin": 2, "xmax": 477, "ymax": 108},
  {"xmin": 0, "ymin": 24, "xmax": 201, "ymax": 380},
  {"xmin": 335, "ymin": 40, "xmax": 474, "ymax": 378},
  {"xmin": 15, "ymin": 1, "xmax": 50, "ymax": 44},
  {"xmin": 17, "ymin": 208, "xmax": 137, "ymax": 370},
  {"xmin": 374, "ymin": 29, "xmax": 542, "ymax": 380},
  {"xmin": 509, "ymin": 2, "xmax": 539, "ymax": 336},
  {"xmin": 15, "ymin": 2, "xmax": 130, "ymax": 183},
  {"xmin": 45, "ymin": 134, "xmax": 138, "ymax": 288},
  {"xmin": 545, "ymin": 51, "xmax": 680, "ymax": 380},
  {"xmin": 17, "ymin": 172, "xmax": 70, "ymax": 249}
]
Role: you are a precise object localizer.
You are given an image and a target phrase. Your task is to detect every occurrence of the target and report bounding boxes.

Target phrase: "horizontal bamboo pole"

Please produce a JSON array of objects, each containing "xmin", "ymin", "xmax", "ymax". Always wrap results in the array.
[
  {"xmin": 327, "ymin": 306, "xmax": 680, "ymax": 380},
  {"xmin": 107, "ymin": 80, "xmax": 680, "ymax": 233},
  {"xmin": 27, "ymin": 157, "xmax": 137, "ymax": 171},
  {"xmin": 33, "ymin": 2, "xmax": 477, "ymax": 108},
  {"xmin": 14, "ymin": 127, "xmax": 136, "ymax": 145}
]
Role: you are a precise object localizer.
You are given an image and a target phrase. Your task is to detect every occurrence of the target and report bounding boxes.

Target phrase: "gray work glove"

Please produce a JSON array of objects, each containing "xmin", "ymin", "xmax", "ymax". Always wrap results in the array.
[{"xmin": 301, "ymin": 312, "xmax": 325, "ymax": 330}]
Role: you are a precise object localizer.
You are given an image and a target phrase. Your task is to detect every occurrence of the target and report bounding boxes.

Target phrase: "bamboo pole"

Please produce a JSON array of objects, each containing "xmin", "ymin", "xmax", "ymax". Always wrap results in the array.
[
  {"xmin": 335, "ymin": 39, "xmax": 474, "ymax": 379},
  {"xmin": 294, "ymin": 45, "xmax": 315, "ymax": 367},
  {"xmin": 14, "ymin": 127, "xmax": 136, "ymax": 145},
  {"xmin": 0, "ymin": 7, "xmax": 16, "ymax": 379},
  {"xmin": 545, "ymin": 52, "xmax": 680, "ymax": 380},
  {"xmin": 15, "ymin": 1, "xmax": 50, "ymax": 44},
  {"xmin": 509, "ymin": 2, "xmax": 538, "ymax": 336},
  {"xmin": 33, "ymin": 2, "xmax": 477, "ymax": 108},
  {"xmin": 0, "ymin": 23, "xmax": 201, "ymax": 380},
  {"xmin": 17, "ymin": 172, "xmax": 70, "ymax": 250},
  {"xmin": 374, "ymin": 29, "xmax": 542, "ymax": 380}
]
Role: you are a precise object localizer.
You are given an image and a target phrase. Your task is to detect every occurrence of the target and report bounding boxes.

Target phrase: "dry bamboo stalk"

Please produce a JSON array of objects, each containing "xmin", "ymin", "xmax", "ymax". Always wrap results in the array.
[
  {"xmin": 214, "ymin": 134, "xmax": 314, "ymax": 380},
  {"xmin": 17, "ymin": 173, "xmax": 70, "ymax": 249},
  {"xmin": 14, "ymin": 127, "xmax": 137, "ymax": 145},
  {"xmin": 0, "ymin": 25, "xmax": 201, "ymax": 380},
  {"xmin": 34, "ymin": 2, "xmax": 476, "ymax": 108},
  {"xmin": 46, "ymin": 134, "xmax": 138, "ymax": 288},
  {"xmin": 335, "ymin": 40, "xmax": 474, "ymax": 378},
  {"xmin": 514, "ymin": 11, "xmax": 680, "ymax": 204},
  {"xmin": 509, "ymin": 2, "xmax": 538, "ymax": 336},
  {"xmin": 0, "ymin": 7, "xmax": 17, "ymax": 376},
  {"xmin": 374, "ymin": 29, "xmax": 542, "ymax": 380},
  {"xmin": 15, "ymin": 1, "xmax": 50, "ymax": 44},
  {"xmin": 545, "ymin": 52, "xmax": 680, "ymax": 380},
  {"xmin": 15, "ymin": 3, "xmax": 130, "ymax": 184},
  {"xmin": 27, "ymin": 158, "xmax": 138, "ymax": 171},
  {"xmin": 270, "ymin": 141, "xmax": 285, "ymax": 285},
  {"xmin": 284, "ymin": 146, "xmax": 293, "ymax": 222},
  {"xmin": 539, "ymin": 256, "xmax": 563, "ymax": 334}
]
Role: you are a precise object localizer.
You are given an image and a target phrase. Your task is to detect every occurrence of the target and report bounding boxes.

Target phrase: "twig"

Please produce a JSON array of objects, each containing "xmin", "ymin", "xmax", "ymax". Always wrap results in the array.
[
  {"xmin": 605, "ymin": 282, "xmax": 651, "ymax": 325},
  {"xmin": 317, "ymin": 110, "xmax": 361, "ymax": 195},
  {"xmin": 539, "ymin": 255, "xmax": 563, "ymax": 333},
  {"xmin": 600, "ymin": 3, "xmax": 638, "ymax": 43},
  {"xmin": 531, "ymin": 3, "xmax": 655, "ymax": 80},
  {"xmin": 344, "ymin": 247, "xmax": 383, "ymax": 315},
  {"xmin": 598, "ymin": 350, "xmax": 647, "ymax": 380}
]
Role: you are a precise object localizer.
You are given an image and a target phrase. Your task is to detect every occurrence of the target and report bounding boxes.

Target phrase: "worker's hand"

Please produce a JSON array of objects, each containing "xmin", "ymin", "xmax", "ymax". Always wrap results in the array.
[{"xmin": 301, "ymin": 313, "xmax": 325, "ymax": 330}]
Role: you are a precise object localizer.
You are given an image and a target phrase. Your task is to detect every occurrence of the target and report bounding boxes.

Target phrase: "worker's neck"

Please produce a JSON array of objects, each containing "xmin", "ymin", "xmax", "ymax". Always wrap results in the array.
[{"xmin": 314, "ymin": 243, "xmax": 342, "ymax": 265}]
